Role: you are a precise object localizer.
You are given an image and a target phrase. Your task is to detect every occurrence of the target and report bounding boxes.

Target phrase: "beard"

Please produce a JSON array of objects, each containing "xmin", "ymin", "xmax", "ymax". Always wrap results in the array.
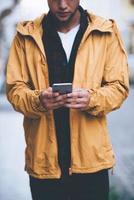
[{"xmin": 50, "ymin": 6, "xmax": 79, "ymax": 27}]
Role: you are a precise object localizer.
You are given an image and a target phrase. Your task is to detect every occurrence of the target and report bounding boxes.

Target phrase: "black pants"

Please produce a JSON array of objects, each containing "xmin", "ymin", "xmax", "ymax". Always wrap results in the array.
[{"xmin": 30, "ymin": 169, "xmax": 109, "ymax": 200}]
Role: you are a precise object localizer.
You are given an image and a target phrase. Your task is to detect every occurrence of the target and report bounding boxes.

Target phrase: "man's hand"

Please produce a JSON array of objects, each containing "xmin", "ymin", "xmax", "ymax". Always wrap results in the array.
[
  {"xmin": 65, "ymin": 89, "xmax": 91, "ymax": 110},
  {"xmin": 39, "ymin": 87, "xmax": 67, "ymax": 110}
]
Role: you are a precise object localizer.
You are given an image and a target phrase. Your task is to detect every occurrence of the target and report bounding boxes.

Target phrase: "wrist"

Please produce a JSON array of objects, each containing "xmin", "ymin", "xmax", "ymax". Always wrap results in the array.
[{"xmin": 38, "ymin": 92, "xmax": 48, "ymax": 112}]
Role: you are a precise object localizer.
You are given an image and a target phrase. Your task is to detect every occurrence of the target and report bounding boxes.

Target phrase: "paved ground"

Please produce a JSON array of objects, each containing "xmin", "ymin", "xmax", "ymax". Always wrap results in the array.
[
  {"xmin": 107, "ymin": 87, "xmax": 134, "ymax": 199},
  {"xmin": 0, "ymin": 87, "xmax": 134, "ymax": 200},
  {"xmin": 0, "ymin": 99, "xmax": 32, "ymax": 200}
]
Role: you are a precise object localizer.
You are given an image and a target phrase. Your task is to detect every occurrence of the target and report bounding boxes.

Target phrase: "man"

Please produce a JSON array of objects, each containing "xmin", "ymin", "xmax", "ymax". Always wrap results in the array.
[{"xmin": 6, "ymin": 0, "xmax": 129, "ymax": 200}]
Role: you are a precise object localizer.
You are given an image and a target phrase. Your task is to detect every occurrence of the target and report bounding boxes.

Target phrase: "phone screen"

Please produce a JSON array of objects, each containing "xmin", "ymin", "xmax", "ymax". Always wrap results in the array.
[{"xmin": 52, "ymin": 83, "xmax": 72, "ymax": 94}]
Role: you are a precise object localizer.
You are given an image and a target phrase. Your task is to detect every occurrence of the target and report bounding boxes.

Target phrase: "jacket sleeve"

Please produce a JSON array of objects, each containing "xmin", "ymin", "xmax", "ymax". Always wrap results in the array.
[
  {"xmin": 85, "ymin": 21, "xmax": 129, "ymax": 116},
  {"xmin": 6, "ymin": 34, "xmax": 47, "ymax": 119}
]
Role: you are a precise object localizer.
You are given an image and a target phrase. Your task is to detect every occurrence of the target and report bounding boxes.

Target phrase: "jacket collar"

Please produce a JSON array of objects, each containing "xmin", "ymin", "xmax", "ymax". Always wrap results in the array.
[
  {"xmin": 88, "ymin": 13, "xmax": 113, "ymax": 33},
  {"xmin": 17, "ymin": 14, "xmax": 46, "ymax": 56},
  {"xmin": 16, "ymin": 12, "xmax": 113, "ymax": 36},
  {"xmin": 16, "ymin": 11, "xmax": 113, "ymax": 56},
  {"xmin": 78, "ymin": 12, "xmax": 113, "ymax": 47}
]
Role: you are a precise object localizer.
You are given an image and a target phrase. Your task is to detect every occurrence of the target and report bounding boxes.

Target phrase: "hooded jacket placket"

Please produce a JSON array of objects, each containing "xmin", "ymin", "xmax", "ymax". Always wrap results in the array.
[{"xmin": 16, "ymin": 24, "xmax": 63, "ymax": 176}]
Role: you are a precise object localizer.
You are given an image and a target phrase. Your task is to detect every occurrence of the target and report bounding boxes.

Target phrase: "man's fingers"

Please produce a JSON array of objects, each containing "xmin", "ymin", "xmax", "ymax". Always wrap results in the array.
[
  {"xmin": 46, "ymin": 101, "xmax": 65, "ymax": 110},
  {"xmin": 65, "ymin": 97, "xmax": 84, "ymax": 103},
  {"xmin": 54, "ymin": 94, "xmax": 67, "ymax": 102},
  {"xmin": 67, "ymin": 89, "xmax": 90, "ymax": 98},
  {"xmin": 42, "ymin": 88, "xmax": 59, "ymax": 99},
  {"xmin": 40, "ymin": 87, "xmax": 90, "ymax": 110},
  {"xmin": 64, "ymin": 89, "xmax": 90, "ymax": 109},
  {"xmin": 67, "ymin": 91, "xmax": 82, "ymax": 98},
  {"xmin": 65, "ymin": 103, "xmax": 84, "ymax": 109}
]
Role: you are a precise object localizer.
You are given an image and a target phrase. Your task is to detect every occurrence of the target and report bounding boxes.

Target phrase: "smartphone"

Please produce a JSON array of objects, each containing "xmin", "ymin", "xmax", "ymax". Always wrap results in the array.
[{"xmin": 52, "ymin": 83, "xmax": 72, "ymax": 94}]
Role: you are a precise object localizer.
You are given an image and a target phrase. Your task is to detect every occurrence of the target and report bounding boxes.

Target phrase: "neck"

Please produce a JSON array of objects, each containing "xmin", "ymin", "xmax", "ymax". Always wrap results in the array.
[{"xmin": 55, "ymin": 9, "xmax": 80, "ymax": 33}]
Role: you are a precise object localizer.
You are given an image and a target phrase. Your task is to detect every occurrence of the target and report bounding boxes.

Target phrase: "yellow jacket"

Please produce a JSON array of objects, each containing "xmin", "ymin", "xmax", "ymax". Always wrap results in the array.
[{"xmin": 6, "ymin": 12, "xmax": 129, "ymax": 179}]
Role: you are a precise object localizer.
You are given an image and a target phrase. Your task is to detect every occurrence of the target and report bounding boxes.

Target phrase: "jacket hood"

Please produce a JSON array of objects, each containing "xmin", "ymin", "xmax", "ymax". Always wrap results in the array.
[
  {"xmin": 88, "ymin": 12, "xmax": 113, "ymax": 33},
  {"xmin": 16, "ymin": 12, "xmax": 113, "ymax": 37},
  {"xmin": 16, "ymin": 14, "xmax": 45, "ymax": 36}
]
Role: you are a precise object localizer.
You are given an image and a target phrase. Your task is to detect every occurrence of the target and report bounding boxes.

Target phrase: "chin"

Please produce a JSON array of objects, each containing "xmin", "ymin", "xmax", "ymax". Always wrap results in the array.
[{"xmin": 56, "ymin": 16, "xmax": 72, "ymax": 24}]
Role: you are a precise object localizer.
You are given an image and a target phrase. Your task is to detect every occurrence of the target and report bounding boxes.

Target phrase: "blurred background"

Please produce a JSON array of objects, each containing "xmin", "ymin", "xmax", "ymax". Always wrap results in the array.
[{"xmin": 0, "ymin": 0, "xmax": 134, "ymax": 200}]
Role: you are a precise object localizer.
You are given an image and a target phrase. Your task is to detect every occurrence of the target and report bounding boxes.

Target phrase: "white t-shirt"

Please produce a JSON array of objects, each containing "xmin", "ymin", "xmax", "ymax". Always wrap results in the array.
[{"xmin": 58, "ymin": 24, "xmax": 80, "ymax": 61}]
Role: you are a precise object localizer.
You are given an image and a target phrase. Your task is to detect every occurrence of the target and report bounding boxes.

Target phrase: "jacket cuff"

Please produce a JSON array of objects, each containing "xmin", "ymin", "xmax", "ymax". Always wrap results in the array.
[
  {"xmin": 33, "ymin": 90, "xmax": 48, "ymax": 112},
  {"xmin": 81, "ymin": 89, "xmax": 100, "ymax": 114},
  {"xmin": 88, "ymin": 89, "xmax": 100, "ymax": 109}
]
